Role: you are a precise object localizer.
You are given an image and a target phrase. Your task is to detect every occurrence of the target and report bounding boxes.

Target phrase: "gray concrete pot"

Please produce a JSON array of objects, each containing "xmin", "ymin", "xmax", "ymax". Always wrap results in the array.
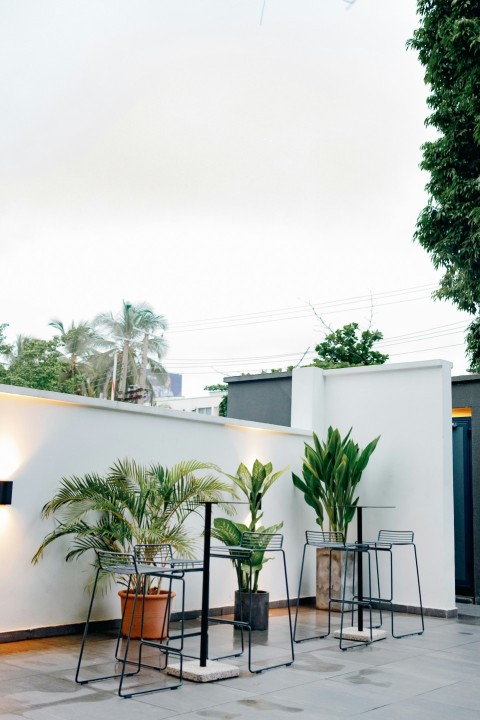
[
  {"xmin": 234, "ymin": 590, "xmax": 269, "ymax": 631},
  {"xmin": 316, "ymin": 547, "xmax": 354, "ymax": 611}
]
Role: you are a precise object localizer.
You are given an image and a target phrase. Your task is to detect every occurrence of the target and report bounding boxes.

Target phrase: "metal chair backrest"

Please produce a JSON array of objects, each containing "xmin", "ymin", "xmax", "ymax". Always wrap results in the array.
[
  {"xmin": 134, "ymin": 544, "xmax": 174, "ymax": 566},
  {"xmin": 377, "ymin": 530, "xmax": 414, "ymax": 545},
  {"xmin": 305, "ymin": 530, "xmax": 345, "ymax": 547},
  {"xmin": 240, "ymin": 531, "xmax": 283, "ymax": 551},
  {"xmin": 97, "ymin": 550, "xmax": 137, "ymax": 573}
]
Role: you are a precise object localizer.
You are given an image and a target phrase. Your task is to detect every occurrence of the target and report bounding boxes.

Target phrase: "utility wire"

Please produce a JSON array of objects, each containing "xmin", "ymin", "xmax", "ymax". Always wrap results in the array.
[{"xmin": 167, "ymin": 284, "xmax": 436, "ymax": 331}]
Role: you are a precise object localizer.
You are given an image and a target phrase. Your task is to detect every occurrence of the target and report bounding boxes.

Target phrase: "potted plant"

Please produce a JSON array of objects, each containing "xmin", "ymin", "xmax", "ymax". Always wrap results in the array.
[
  {"xmin": 211, "ymin": 459, "xmax": 287, "ymax": 631},
  {"xmin": 32, "ymin": 458, "xmax": 233, "ymax": 638},
  {"xmin": 292, "ymin": 427, "xmax": 379, "ymax": 609}
]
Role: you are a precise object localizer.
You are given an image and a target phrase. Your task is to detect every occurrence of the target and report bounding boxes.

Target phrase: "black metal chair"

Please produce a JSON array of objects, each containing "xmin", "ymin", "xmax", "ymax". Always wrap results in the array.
[
  {"xmin": 119, "ymin": 544, "xmax": 206, "ymax": 697},
  {"xmin": 75, "ymin": 550, "xmax": 141, "ymax": 689},
  {"xmin": 210, "ymin": 531, "xmax": 294, "ymax": 673},
  {"xmin": 365, "ymin": 530, "xmax": 424, "ymax": 638},
  {"xmin": 75, "ymin": 547, "xmax": 187, "ymax": 698},
  {"xmin": 293, "ymin": 530, "xmax": 347, "ymax": 643}
]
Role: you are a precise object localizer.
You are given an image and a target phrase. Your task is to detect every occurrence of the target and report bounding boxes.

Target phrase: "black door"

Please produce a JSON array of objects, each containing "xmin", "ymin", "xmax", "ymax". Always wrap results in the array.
[{"xmin": 452, "ymin": 418, "xmax": 474, "ymax": 598}]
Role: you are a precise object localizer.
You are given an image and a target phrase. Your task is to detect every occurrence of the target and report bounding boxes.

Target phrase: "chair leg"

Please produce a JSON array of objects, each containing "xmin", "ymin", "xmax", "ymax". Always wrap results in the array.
[
  {"xmin": 390, "ymin": 544, "xmax": 424, "ymax": 638},
  {"xmin": 76, "ymin": 573, "xmax": 138, "ymax": 685},
  {"xmin": 293, "ymin": 545, "xmax": 330, "ymax": 643},
  {"xmin": 118, "ymin": 574, "xmax": 183, "ymax": 698},
  {"xmin": 246, "ymin": 549, "xmax": 294, "ymax": 673}
]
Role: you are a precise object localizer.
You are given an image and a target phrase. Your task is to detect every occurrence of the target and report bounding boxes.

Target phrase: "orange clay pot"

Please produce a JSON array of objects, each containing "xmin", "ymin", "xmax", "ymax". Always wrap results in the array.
[{"xmin": 118, "ymin": 589, "xmax": 176, "ymax": 639}]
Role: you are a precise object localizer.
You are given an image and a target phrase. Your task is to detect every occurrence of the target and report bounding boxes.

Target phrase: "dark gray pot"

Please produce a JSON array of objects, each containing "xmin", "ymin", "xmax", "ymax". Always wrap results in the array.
[{"xmin": 234, "ymin": 590, "xmax": 269, "ymax": 631}]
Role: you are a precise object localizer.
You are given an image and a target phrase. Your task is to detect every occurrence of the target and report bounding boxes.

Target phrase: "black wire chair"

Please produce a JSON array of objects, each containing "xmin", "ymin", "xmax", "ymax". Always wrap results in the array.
[
  {"xmin": 209, "ymin": 531, "xmax": 294, "ymax": 673},
  {"xmin": 363, "ymin": 530, "xmax": 424, "ymax": 638},
  {"xmin": 293, "ymin": 530, "xmax": 347, "ymax": 643},
  {"xmin": 75, "ymin": 547, "xmax": 191, "ymax": 698}
]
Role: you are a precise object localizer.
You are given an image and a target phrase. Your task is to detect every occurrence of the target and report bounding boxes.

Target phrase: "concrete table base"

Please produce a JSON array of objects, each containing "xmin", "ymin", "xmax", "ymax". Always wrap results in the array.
[
  {"xmin": 334, "ymin": 626, "xmax": 387, "ymax": 642},
  {"xmin": 166, "ymin": 660, "xmax": 240, "ymax": 682}
]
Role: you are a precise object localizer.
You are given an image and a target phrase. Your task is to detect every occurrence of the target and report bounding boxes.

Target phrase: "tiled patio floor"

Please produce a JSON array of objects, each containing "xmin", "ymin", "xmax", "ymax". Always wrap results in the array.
[{"xmin": 1, "ymin": 607, "xmax": 480, "ymax": 719}]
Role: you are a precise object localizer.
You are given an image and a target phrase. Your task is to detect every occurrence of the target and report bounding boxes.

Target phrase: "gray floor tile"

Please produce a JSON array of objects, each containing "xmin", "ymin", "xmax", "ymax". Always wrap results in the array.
[{"xmin": 1, "ymin": 611, "xmax": 480, "ymax": 720}]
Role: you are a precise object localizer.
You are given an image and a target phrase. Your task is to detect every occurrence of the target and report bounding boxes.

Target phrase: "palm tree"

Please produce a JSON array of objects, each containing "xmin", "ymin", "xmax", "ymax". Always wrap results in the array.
[
  {"xmin": 32, "ymin": 459, "xmax": 234, "ymax": 591},
  {"xmin": 49, "ymin": 319, "xmax": 97, "ymax": 395},
  {"xmin": 94, "ymin": 301, "xmax": 168, "ymax": 401}
]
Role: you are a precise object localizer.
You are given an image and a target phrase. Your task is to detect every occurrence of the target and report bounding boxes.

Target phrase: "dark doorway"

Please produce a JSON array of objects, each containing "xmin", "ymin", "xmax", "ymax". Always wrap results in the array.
[{"xmin": 452, "ymin": 417, "xmax": 474, "ymax": 599}]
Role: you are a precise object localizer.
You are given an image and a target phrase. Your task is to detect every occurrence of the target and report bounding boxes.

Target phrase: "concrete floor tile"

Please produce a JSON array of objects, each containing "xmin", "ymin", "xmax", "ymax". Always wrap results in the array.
[{"xmin": 1, "ymin": 612, "xmax": 479, "ymax": 720}]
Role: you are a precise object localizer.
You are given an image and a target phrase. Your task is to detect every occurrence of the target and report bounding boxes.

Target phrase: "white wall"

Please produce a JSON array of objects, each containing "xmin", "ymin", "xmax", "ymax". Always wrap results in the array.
[
  {"xmin": 292, "ymin": 360, "xmax": 455, "ymax": 613},
  {"xmin": 0, "ymin": 386, "xmax": 310, "ymax": 634},
  {"xmin": 154, "ymin": 392, "xmax": 225, "ymax": 416},
  {"xmin": 0, "ymin": 359, "xmax": 456, "ymax": 636}
]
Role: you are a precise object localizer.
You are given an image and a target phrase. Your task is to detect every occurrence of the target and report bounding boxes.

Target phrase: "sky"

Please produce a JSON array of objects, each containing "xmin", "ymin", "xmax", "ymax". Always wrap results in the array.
[{"xmin": 0, "ymin": 0, "xmax": 472, "ymax": 396}]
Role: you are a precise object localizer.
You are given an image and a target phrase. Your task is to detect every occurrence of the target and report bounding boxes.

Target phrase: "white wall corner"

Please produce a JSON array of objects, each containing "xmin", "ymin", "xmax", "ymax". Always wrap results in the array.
[{"xmin": 291, "ymin": 366, "xmax": 326, "ymax": 434}]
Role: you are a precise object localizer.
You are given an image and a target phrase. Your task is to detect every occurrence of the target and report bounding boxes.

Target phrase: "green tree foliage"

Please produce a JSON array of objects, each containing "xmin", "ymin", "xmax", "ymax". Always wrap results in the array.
[
  {"xmin": 0, "ymin": 323, "xmax": 11, "ymax": 358},
  {"xmin": 408, "ymin": 1, "xmax": 480, "ymax": 369},
  {"xmin": 0, "ymin": 301, "xmax": 169, "ymax": 399},
  {"xmin": 0, "ymin": 324, "xmax": 11, "ymax": 383},
  {"xmin": 49, "ymin": 319, "xmax": 97, "ymax": 395},
  {"xmin": 4, "ymin": 337, "xmax": 75, "ymax": 393},
  {"xmin": 204, "ymin": 383, "xmax": 228, "ymax": 416},
  {"xmin": 313, "ymin": 323, "xmax": 389, "ymax": 368},
  {"xmin": 204, "ymin": 384, "xmax": 228, "ymax": 392},
  {"xmin": 218, "ymin": 395, "xmax": 228, "ymax": 417},
  {"xmin": 94, "ymin": 301, "xmax": 168, "ymax": 399}
]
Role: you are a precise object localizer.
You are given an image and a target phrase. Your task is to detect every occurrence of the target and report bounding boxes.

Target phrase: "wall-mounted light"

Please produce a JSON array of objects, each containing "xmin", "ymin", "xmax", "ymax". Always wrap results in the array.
[{"xmin": 0, "ymin": 481, "xmax": 13, "ymax": 505}]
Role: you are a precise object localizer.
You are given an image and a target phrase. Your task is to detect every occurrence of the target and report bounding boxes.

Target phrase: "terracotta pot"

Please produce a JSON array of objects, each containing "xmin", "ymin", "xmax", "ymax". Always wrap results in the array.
[
  {"xmin": 234, "ymin": 589, "xmax": 269, "ymax": 631},
  {"xmin": 118, "ymin": 589, "xmax": 175, "ymax": 639}
]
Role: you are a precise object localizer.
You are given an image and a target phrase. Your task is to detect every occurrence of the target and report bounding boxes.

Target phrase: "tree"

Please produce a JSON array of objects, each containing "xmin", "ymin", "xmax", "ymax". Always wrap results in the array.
[
  {"xmin": 408, "ymin": 2, "xmax": 480, "ymax": 369},
  {"xmin": 49, "ymin": 319, "xmax": 97, "ymax": 395},
  {"xmin": 94, "ymin": 301, "xmax": 168, "ymax": 400},
  {"xmin": 204, "ymin": 384, "xmax": 228, "ymax": 417},
  {"xmin": 313, "ymin": 323, "xmax": 389, "ymax": 368},
  {"xmin": 0, "ymin": 324, "xmax": 11, "ymax": 383},
  {"xmin": 0, "ymin": 323, "xmax": 11, "ymax": 359},
  {"xmin": 4, "ymin": 337, "xmax": 75, "ymax": 393}
]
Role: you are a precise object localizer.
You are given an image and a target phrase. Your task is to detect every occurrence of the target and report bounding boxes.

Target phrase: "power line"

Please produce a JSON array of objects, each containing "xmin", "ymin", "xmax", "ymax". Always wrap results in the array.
[{"xmin": 166, "ymin": 284, "xmax": 437, "ymax": 333}]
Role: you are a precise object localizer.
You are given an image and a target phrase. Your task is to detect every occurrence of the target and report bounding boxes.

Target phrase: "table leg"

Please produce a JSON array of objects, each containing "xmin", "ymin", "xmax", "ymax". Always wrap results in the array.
[
  {"xmin": 199, "ymin": 502, "xmax": 212, "ymax": 667},
  {"xmin": 356, "ymin": 507, "xmax": 363, "ymax": 632}
]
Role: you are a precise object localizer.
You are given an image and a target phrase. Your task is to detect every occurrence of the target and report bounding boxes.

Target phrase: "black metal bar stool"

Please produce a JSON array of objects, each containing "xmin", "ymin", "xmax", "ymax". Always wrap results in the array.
[
  {"xmin": 118, "ymin": 544, "xmax": 205, "ymax": 697},
  {"xmin": 365, "ymin": 530, "xmax": 424, "ymax": 638},
  {"xmin": 293, "ymin": 530, "xmax": 347, "ymax": 643},
  {"xmin": 75, "ymin": 550, "xmax": 139, "ymax": 688},
  {"xmin": 210, "ymin": 531, "xmax": 294, "ymax": 673},
  {"xmin": 75, "ymin": 550, "xmax": 183, "ymax": 698}
]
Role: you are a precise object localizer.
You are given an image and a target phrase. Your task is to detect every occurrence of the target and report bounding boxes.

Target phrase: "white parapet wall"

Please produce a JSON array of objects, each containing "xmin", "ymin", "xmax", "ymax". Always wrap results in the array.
[
  {"xmin": 0, "ymin": 385, "xmax": 310, "ymax": 636},
  {"xmin": 292, "ymin": 360, "xmax": 456, "ymax": 615},
  {"xmin": 0, "ymin": 359, "xmax": 456, "ymax": 637}
]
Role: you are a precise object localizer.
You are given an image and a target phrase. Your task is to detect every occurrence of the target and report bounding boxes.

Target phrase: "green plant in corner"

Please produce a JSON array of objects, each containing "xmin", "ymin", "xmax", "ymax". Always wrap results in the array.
[
  {"xmin": 211, "ymin": 459, "xmax": 287, "ymax": 592},
  {"xmin": 292, "ymin": 427, "xmax": 379, "ymax": 538}
]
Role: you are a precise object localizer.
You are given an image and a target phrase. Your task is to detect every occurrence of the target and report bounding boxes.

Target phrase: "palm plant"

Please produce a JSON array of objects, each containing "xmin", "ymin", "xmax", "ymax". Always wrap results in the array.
[
  {"xmin": 32, "ymin": 459, "xmax": 234, "ymax": 592},
  {"xmin": 211, "ymin": 459, "xmax": 287, "ymax": 593},
  {"xmin": 292, "ymin": 427, "xmax": 379, "ymax": 538},
  {"xmin": 49, "ymin": 319, "xmax": 97, "ymax": 395},
  {"xmin": 94, "ymin": 301, "xmax": 168, "ymax": 400}
]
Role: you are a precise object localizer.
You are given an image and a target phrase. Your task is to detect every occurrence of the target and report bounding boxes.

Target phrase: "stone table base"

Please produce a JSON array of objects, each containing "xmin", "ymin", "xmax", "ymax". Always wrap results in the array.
[
  {"xmin": 166, "ymin": 659, "xmax": 240, "ymax": 682},
  {"xmin": 334, "ymin": 626, "xmax": 387, "ymax": 642}
]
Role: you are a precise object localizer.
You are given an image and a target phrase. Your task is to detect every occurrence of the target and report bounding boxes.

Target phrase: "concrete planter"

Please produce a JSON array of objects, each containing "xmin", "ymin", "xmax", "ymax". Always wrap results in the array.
[
  {"xmin": 316, "ymin": 548, "xmax": 353, "ymax": 611},
  {"xmin": 234, "ymin": 590, "xmax": 269, "ymax": 631}
]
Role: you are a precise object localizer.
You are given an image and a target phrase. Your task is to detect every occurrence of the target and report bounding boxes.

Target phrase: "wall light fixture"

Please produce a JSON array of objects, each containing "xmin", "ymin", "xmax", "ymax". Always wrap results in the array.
[{"xmin": 0, "ymin": 480, "xmax": 13, "ymax": 505}]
